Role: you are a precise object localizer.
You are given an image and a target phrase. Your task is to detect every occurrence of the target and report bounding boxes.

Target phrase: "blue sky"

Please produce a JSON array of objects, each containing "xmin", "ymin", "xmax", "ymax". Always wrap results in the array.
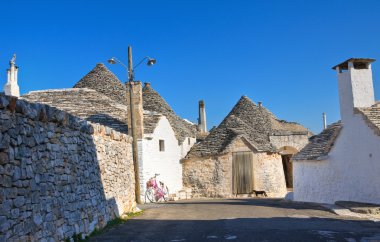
[{"xmin": 1, "ymin": 0, "xmax": 380, "ymax": 134}]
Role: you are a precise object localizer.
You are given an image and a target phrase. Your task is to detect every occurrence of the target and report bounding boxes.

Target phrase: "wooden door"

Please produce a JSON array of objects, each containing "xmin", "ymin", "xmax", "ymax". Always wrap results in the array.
[{"xmin": 232, "ymin": 152, "xmax": 253, "ymax": 194}]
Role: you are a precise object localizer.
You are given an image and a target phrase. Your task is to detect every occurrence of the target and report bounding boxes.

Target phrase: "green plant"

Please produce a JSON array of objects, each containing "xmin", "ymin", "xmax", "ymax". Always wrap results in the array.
[
  {"xmin": 85, "ymin": 210, "xmax": 144, "ymax": 240},
  {"xmin": 64, "ymin": 232, "xmax": 85, "ymax": 242}
]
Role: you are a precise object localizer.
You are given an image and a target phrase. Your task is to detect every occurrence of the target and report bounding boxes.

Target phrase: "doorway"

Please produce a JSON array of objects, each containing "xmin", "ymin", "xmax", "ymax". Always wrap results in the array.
[
  {"xmin": 232, "ymin": 152, "xmax": 253, "ymax": 194},
  {"xmin": 281, "ymin": 155, "xmax": 293, "ymax": 189}
]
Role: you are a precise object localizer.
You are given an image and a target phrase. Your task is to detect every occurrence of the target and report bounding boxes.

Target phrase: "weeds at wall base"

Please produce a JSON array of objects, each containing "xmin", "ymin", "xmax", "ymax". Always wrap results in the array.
[{"xmin": 64, "ymin": 211, "xmax": 144, "ymax": 242}]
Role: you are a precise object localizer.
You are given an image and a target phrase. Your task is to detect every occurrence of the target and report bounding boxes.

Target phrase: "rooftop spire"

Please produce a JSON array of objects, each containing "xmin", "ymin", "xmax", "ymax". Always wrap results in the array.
[{"xmin": 3, "ymin": 53, "xmax": 20, "ymax": 97}]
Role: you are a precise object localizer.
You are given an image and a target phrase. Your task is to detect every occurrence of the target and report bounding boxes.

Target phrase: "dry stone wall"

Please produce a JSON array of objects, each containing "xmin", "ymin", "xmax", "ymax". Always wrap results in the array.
[
  {"xmin": 0, "ymin": 94, "xmax": 135, "ymax": 242},
  {"xmin": 183, "ymin": 155, "xmax": 232, "ymax": 198}
]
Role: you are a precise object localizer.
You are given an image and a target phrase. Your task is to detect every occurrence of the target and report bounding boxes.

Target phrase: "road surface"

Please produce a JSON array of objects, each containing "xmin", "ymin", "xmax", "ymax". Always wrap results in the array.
[{"xmin": 90, "ymin": 198, "xmax": 380, "ymax": 242}]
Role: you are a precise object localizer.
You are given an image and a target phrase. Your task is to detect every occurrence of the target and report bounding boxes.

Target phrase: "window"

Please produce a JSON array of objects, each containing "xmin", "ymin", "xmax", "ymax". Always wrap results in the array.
[
  {"xmin": 188, "ymin": 138, "xmax": 191, "ymax": 145},
  {"xmin": 159, "ymin": 140, "xmax": 165, "ymax": 152}
]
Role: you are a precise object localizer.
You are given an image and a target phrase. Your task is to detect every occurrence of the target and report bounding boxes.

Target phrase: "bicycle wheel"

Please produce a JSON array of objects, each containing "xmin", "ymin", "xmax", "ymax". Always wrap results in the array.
[
  {"xmin": 163, "ymin": 186, "xmax": 170, "ymax": 202},
  {"xmin": 145, "ymin": 188, "xmax": 155, "ymax": 203}
]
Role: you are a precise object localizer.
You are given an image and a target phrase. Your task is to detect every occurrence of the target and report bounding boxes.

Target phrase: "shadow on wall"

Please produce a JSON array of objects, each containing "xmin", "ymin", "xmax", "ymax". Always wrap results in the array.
[
  {"xmin": 86, "ymin": 114, "xmax": 128, "ymax": 134},
  {"xmin": 0, "ymin": 95, "xmax": 134, "ymax": 241},
  {"xmin": 90, "ymin": 216, "xmax": 380, "ymax": 241}
]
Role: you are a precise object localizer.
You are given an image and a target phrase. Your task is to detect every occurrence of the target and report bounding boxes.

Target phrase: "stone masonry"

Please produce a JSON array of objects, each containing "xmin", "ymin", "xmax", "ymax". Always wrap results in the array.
[
  {"xmin": 0, "ymin": 93, "xmax": 135, "ymax": 241},
  {"xmin": 182, "ymin": 138, "xmax": 287, "ymax": 198},
  {"xmin": 183, "ymin": 96, "xmax": 310, "ymax": 199},
  {"xmin": 126, "ymin": 81, "xmax": 144, "ymax": 139}
]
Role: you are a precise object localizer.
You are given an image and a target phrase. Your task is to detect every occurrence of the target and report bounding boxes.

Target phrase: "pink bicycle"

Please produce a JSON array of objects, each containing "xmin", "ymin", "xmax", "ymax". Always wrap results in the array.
[{"xmin": 145, "ymin": 173, "xmax": 169, "ymax": 203}]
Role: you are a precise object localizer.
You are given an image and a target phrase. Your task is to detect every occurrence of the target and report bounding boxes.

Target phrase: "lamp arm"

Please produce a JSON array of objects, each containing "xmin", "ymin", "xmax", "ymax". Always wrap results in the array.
[
  {"xmin": 113, "ymin": 57, "xmax": 129, "ymax": 71},
  {"xmin": 133, "ymin": 56, "xmax": 150, "ymax": 70}
]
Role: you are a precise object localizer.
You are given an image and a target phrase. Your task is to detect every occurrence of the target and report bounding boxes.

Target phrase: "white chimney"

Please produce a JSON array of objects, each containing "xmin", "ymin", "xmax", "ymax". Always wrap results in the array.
[
  {"xmin": 198, "ymin": 100, "xmax": 207, "ymax": 133},
  {"xmin": 3, "ymin": 54, "xmax": 20, "ymax": 97},
  {"xmin": 333, "ymin": 58, "xmax": 375, "ymax": 123}
]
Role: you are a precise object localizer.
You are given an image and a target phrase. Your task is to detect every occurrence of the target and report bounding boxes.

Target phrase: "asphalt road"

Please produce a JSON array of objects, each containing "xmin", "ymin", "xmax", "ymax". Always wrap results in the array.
[{"xmin": 90, "ymin": 198, "xmax": 380, "ymax": 242}]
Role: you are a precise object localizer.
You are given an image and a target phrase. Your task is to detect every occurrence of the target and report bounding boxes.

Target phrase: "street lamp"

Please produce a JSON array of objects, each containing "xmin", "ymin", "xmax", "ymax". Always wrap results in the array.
[
  {"xmin": 108, "ymin": 47, "xmax": 156, "ymax": 82},
  {"xmin": 107, "ymin": 46, "xmax": 156, "ymax": 204}
]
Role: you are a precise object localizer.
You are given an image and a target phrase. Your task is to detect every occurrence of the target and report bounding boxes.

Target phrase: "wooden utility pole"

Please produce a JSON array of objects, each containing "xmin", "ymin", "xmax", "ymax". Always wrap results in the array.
[
  {"xmin": 128, "ymin": 46, "xmax": 134, "ymax": 82},
  {"xmin": 127, "ymin": 46, "xmax": 141, "ymax": 204}
]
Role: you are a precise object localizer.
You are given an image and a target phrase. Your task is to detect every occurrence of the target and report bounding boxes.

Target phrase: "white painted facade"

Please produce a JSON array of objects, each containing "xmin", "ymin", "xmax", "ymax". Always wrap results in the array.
[
  {"xmin": 294, "ymin": 113, "xmax": 380, "ymax": 204},
  {"xmin": 180, "ymin": 136, "xmax": 197, "ymax": 158},
  {"xmin": 337, "ymin": 62, "xmax": 375, "ymax": 123},
  {"xmin": 294, "ymin": 59, "xmax": 380, "ymax": 204},
  {"xmin": 139, "ymin": 116, "xmax": 196, "ymax": 200}
]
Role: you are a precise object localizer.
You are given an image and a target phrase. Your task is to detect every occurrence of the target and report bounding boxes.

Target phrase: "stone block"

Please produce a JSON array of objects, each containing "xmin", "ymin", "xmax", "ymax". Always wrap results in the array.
[
  {"xmin": 13, "ymin": 196, "xmax": 25, "ymax": 208},
  {"xmin": 12, "ymin": 167, "xmax": 21, "ymax": 181},
  {"xmin": 6, "ymin": 96, "xmax": 17, "ymax": 112},
  {"xmin": 0, "ymin": 133, "xmax": 10, "ymax": 150},
  {"xmin": 0, "ymin": 152, "xmax": 8, "ymax": 165},
  {"xmin": 33, "ymin": 213, "xmax": 43, "ymax": 226},
  {"xmin": 0, "ymin": 95, "xmax": 10, "ymax": 109}
]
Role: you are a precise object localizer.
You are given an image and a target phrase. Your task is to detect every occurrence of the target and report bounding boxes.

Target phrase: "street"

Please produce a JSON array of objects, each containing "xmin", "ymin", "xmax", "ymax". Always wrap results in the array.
[{"xmin": 90, "ymin": 198, "xmax": 380, "ymax": 242}]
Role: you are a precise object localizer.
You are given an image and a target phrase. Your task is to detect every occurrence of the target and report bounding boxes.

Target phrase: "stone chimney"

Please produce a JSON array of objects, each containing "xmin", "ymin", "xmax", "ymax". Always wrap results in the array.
[
  {"xmin": 3, "ymin": 54, "xmax": 20, "ymax": 97},
  {"xmin": 198, "ymin": 100, "xmax": 207, "ymax": 133},
  {"xmin": 126, "ymin": 81, "xmax": 144, "ymax": 139},
  {"xmin": 333, "ymin": 58, "xmax": 375, "ymax": 124}
]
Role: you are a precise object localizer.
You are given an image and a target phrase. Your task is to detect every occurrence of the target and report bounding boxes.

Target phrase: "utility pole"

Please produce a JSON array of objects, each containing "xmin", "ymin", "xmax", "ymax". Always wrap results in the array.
[
  {"xmin": 127, "ymin": 46, "xmax": 141, "ymax": 204},
  {"xmin": 128, "ymin": 46, "xmax": 134, "ymax": 82},
  {"xmin": 322, "ymin": 112, "xmax": 327, "ymax": 130},
  {"xmin": 108, "ymin": 46, "xmax": 156, "ymax": 204}
]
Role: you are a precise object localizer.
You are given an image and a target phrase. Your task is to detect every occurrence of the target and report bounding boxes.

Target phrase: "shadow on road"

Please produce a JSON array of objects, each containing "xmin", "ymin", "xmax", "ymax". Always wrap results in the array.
[
  {"xmin": 167, "ymin": 198, "xmax": 331, "ymax": 212},
  {"xmin": 90, "ymin": 216, "xmax": 380, "ymax": 242}
]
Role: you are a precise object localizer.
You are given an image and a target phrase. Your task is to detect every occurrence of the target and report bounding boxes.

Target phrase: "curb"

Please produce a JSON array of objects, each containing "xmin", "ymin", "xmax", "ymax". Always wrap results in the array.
[{"xmin": 321, "ymin": 203, "xmax": 380, "ymax": 222}]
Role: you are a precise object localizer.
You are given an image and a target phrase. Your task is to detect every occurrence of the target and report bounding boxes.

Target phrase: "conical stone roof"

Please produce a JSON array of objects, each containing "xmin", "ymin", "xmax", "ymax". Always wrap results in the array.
[
  {"xmin": 73, "ymin": 64, "xmax": 196, "ymax": 142},
  {"xmin": 22, "ymin": 88, "xmax": 129, "ymax": 133},
  {"xmin": 73, "ymin": 63, "xmax": 126, "ymax": 104},
  {"xmin": 142, "ymin": 84, "xmax": 197, "ymax": 142},
  {"xmin": 293, "ymin": 122, "xmax": 342, "ymax": 161},
  {"xmin": 186, "ymin": 96, "xmax": 310, "ymax": 158}
]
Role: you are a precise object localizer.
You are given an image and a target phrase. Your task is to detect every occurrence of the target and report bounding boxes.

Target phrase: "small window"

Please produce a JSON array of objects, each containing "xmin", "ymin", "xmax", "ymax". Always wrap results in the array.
[
  {"xmin": 188, "ymin": 138, "xmax": 191, "ymax": 145},
  {"xmin": 159, "ymin": 140, "xmax": 165, "ymax": 152}
]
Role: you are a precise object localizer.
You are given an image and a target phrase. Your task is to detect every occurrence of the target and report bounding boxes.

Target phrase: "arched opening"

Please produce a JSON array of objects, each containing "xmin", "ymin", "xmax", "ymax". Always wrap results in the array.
[{"xmin": 278, "ymin": 146, "xmax": 298, "ymax": 190}]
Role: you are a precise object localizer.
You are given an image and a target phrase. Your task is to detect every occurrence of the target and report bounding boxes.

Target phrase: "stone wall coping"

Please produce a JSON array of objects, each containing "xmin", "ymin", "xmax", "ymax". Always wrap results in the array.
[
  {"xmin": 0, "ymin": 92, "xmax": 131, "ymax": 141},
  {"xmin": 90, "ymin": 122, "xmax": 132, "ymax": 142}
]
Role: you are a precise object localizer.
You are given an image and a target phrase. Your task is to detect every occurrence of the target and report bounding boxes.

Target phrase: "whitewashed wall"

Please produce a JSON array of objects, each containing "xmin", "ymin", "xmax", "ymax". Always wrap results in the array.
[
  {"xmin": 141, "ymin": 117, "xmax": 183, "ymax": 197},
  {"xmin": 294, "ymin": 113, "xmax": 380, "ymax": 204},
  {"xmin": 180, "ymin": 137, "xmax": 196, "ymax": 158}
]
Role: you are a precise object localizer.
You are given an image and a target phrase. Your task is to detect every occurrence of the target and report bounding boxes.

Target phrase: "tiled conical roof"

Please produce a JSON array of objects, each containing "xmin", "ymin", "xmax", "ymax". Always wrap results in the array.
[
  {"xmin": 73, "ymin": 63, "xmax": 126, "ymax": 104},
  {"xmin": 186, "ymin": 96, "xmax": 310, "ymax": 158},
  {"xmin": 22, "ymin": 88, "xmax": 129, "ymax": 134},
  {"xmin": 293, "ymin": 122, "xmax": 342, "ymax": 161},
  {"xmin": 142, "ymin": 84, "xmax": 197, "ymax": 142},
  {"xmin": 72, "ymin": 64, "xmax": 197, "ymax": 142}
]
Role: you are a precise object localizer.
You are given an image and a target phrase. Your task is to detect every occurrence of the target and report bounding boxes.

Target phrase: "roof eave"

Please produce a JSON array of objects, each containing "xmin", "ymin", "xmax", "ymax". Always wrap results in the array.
[
  {"xmin": 293, "ymin": 154, "xmax": 329, "ymax": 162},
  {"xmin": 331, "ymin": 58, "xmax": 375, "ymax": 70}
]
